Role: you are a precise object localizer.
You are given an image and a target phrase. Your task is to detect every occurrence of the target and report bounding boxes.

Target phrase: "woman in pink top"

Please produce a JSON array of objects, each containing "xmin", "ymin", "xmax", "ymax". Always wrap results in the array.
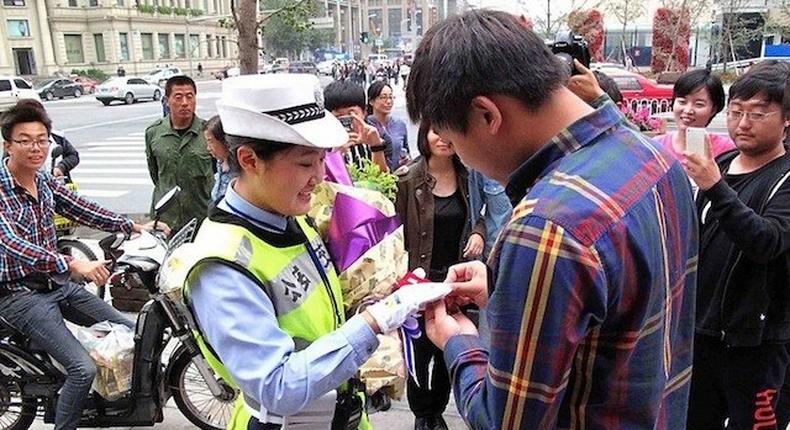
[{"xmin": 655, "ymin": 69, "xmax": 735, "ymax": 159}]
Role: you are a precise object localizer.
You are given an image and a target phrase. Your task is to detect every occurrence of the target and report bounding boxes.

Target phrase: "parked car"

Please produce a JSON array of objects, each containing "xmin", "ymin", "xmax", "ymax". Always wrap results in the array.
[
  {"xmin": 144, "ymin": 67, "xmax": 183, "ymax": 87},
  {"xmin": 73, "ymin": 76, "xmax": 99, "ymax": 94},
  {"xmin": 95, "ymin": 76, "xmax": 162, "ymax": 106},
  {"xmin": 316, "ymin": 60, "xmax": 335, "ymax": 75},
  {"xmin": 36, "ymin": 78, "xmax": 84, "ymax": 101},
  {"xmin": 226, "ymin": 67, "xmax": 240, "ymax": 78},
  {"xmin": 0, "ymin": 76, "xmax": 41, "ymax": 112},
  {"xmin": 287, "ymin": 61, "xmax": 318, "ymax": 74},
  {"xmin": 604, "ymin": 70, "xmax": 674, "ymax": 113}
]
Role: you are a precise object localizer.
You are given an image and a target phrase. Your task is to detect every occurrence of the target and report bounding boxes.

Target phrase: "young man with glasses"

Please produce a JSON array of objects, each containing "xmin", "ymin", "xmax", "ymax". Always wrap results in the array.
[
  {"xmin": 0, "ymin": 104, "xmax": 166, "ymax": 430},
  {"xmin": 684, "ymin": 63, "xmax": 790, "ymax": 429}
]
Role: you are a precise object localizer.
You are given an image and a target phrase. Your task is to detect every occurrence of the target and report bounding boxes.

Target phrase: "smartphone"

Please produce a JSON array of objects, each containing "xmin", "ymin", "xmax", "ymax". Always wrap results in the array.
[
  {"xmin": 338, "ymin": 116, "xmax": 354, "ymax": 133},
  {"xmin": 685, "ymin": 127, "xmax": 707, "ymax": 156}
]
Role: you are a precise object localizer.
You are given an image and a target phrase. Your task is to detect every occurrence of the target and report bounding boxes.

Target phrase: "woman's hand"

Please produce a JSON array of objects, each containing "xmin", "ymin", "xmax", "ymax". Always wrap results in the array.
[{"xmin": 463, "ymin": 233, "xmax": 485, "ymax": 259}]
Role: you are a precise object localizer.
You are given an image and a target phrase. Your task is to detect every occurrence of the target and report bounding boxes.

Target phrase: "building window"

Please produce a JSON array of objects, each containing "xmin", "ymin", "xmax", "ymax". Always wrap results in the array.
[
  {"xmin": 2, "ymin": 0, "xmax": 26, "ymax": 6},
  {"xmin": 189, "ymin": 34, "xmax": 199, "ymax": 57},
  {"xmin": 219, "ymin": 36, "xmax": 226, "ymax": 58},
  {"xmin": 115, "ymin": 0, "xmax": 123, "ymax": 5},
  {"xmin": 387, "ymin": 8, "xmax": 402, "ymax": 39},
  {"xmin": 64, "ymin": 34, "xmax": 84, "ymax": 63},
  {"xmin": 174, "ymin": 34, "xmax": 185, "ymax": 58},
  {"xmin": 205, "ymin": 34, "xmax": 212, "ymax": 57},
  {"xmin": 94, "ymin": 33, "xmax": 106, "ymax": 62},
  {"xmin": 119, "ymin": 32, "xmax": 130, "ymax": 61},
  {"xmin": 88, "ymin": 0, "xmax": 98, "ymax": 6},
  {"xmin": 7, "ymin": 20, "xmax": 30, "ymax": 38},
  {"xmin": 202, "ymin": 0, "xmax": 207, "ymax": 12},
  {"xmin": 68, "ymin": 0, "xmax": 77, "ymax": 6},
  {"xmin": 141, "ymin": 33, "xmax": 154, "ymax": 60},
  {"xmin": 158, "ymin": 33, "xmax": 170, "ymax": 58}
]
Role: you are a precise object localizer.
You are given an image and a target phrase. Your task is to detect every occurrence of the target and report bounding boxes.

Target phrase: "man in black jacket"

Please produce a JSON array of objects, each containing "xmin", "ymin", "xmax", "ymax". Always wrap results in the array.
[{"xmin": 684, "ymin": 63, "xmax": 790, "ymax": 429}]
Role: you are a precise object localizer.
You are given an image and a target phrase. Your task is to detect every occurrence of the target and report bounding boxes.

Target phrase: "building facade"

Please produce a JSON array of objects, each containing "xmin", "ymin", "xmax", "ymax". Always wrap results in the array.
[{"xmin": 1, "ymin": 0, "xmax": 236, "ymax": 77}]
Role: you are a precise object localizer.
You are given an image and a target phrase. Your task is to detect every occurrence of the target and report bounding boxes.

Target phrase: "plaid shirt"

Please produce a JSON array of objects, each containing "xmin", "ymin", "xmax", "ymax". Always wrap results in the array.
[
  {"xmin": 0, "ymin": 160, "xmax": 133, "ymax": 292},
  {"xmin": 444, "ymin": 102, "xmax": 698, "ymax": 429}
]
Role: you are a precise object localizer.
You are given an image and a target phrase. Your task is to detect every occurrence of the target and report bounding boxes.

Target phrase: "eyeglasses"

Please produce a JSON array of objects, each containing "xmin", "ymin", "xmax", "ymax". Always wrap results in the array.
[
  {"xmin": 11, "ymin": 138, "xmax": 50, "ymax": 148},
  {"xmin": 726, "ymin": 110, "xmax": 781, "ymax": 122},
  {"xmin": 377, "ymin": 95, "xmax": 395, "ymax": 101}
]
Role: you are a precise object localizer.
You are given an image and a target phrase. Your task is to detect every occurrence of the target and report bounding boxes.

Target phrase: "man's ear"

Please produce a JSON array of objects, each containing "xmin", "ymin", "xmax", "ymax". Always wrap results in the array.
[{"xmin": 470, "ymin": 96, "xmax": 502, "ymax": 136}]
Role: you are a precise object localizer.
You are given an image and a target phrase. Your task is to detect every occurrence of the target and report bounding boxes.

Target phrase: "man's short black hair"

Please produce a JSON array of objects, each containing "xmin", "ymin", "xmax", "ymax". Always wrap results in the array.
[
  {"xmin": 165, "ymin": 75, "xmax": 197, "ymax": 97},
  {"xmin": 672, "ymin": 69, "xmax": 726, "ymax": 126},
  {"xmin": 324, "ymin": 80, "xmax": 366, "ymax": 112},
  {"xmin": 406, "ymin": 9, "xmax": 567, "ymax": 133},
  {"xmin": 729, "ymin": 61, "xmax": 790, "ymax": 113},
  {"xmin": 1, "ymin": 103, "xmax": 52, "ymax": 141},
  {"xmin": 592, "ymin": 71, "xmax": 623, "ymax": 105}
]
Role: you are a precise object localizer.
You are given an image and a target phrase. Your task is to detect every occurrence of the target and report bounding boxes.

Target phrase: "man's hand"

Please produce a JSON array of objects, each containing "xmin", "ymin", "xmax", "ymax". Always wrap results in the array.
[
  {"xmin": 134, "ymin": 221, "xmax": 171, "ymax": 237},
  {"xmin": 52, "ymin": 167, "xmax": 65, "ymax": 178},
  {"xmin": 567, "ymin": 59, "xmax": 605, "ymax": 104},
  {"xmin": 425, "ymin": 299, "xmax": 479, "ymax": 350},
  {"xmin": 445, "ymin": 260, "xmax": 490, "ymax": 308},
  {"xmin": 350, "ymin": 111, "xmax": 382, "ymax": 147},
  {"xmin": 364, "ymin": 282, "xmax": 451, "ymax": 334},
  {"xmin": 463, "ymin": 233, "xmax": 485, "ymax": 259},
  {"xmin": 683, "ymin": 133, "xmax": 722, "ymax": 191},
  {"xmin": 69, "ymin": 259, "xmax": 111, "ymax": 285}
]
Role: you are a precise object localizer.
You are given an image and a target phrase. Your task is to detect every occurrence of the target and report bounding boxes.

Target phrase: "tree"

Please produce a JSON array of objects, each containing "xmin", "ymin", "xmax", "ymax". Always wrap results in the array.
[
  {"xmin": 764, "ymin": 3, "xmax": 790, "ymax": 41},
  {"xmin": 606, "ymin": 0, "xmax": 645, "ymax": 65},
  {"xmin": 567, "ymin": 9, "xmax": 605, "ymax": 62},
  {"xmin": 651, "ymin": 7, "xmax": 692, "ymax": 73},
  {"xmin": 716, "ymin": 0, "xmax": 766, "ymax": 72},
  {"xmin": 531, "ymin": 0, "xmax": 602, "ymax": 40},
  {"xmin": 231, "ymin": 0, "xmax": 315, "ymax": 75}
]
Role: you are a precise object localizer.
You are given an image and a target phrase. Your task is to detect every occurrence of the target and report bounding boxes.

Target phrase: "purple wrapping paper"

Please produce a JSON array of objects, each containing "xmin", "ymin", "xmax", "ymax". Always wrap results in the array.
[
  {"xmin": 324, "ymin": 150, "xmax": 353, "ymax": 186},
  {"xmin": 327, "ymin": 192, "xmax": 401, "ymax": 272}
]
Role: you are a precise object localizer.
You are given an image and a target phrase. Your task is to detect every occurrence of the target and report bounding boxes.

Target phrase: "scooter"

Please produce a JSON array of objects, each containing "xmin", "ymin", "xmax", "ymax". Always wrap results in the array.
[{"xmin": 0, "ymin": 188, "xmax": 237, "ymax": 430}]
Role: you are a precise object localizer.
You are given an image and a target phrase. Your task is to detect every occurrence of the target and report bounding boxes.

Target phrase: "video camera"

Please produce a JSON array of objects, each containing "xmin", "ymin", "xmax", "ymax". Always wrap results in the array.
[{"xmin": 550, "ymin": 30, "xmax": 591, "ymax": 76}]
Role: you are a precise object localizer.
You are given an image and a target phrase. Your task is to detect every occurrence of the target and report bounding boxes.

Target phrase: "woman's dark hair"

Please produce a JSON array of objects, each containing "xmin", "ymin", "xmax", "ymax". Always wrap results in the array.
[
  {"xmin": 729, "ymin": 61, "xmax": 790, "ymax": 112},
  {"xmin": 406, "ymin": 9, "xmax": 567, "ymax": 133},
  {"xmin": 225, "ymin": 134, "xmax": 295, "ymax": 175},
  {"xmin": 416, "ymin": 121, "xmax": 464, "ymax": 172},
  {"xmin": 672, "ymin": 69, "xmax": 726, "ymax": 126},
  {"xmin": 203, "ymin": 115, "xmax": 225, "ymax": 142},
  {"xmin": 367, "ymin": 81, "xmax": 392, "ymax": 115},
  {"xmin": 1, "ymin": 104, "xmax": 52, "ymax": 141},
  {"xmin": 325, "ymin": 80, "xmax": 366, "ymax": 112}
]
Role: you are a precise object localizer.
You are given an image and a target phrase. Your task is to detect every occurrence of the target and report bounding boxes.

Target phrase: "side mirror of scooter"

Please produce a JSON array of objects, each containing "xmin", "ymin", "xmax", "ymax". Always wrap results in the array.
[
  {"xmin": 99, "ymin": 232, "xmax": 126, "ymax": 262},
  {"xmin": 153, "ymin": 186, "xmax": 180, "ymax": 220}
]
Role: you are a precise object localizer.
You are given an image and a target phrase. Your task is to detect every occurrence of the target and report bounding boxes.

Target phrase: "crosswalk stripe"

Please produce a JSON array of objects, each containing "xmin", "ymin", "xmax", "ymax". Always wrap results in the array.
[
  {"xmin": 70, "ymin": 177, "xmax": 152, "ymax": 185},
  {"xmin": 77, "ymin": 189, "xmax": 131, "ymax": 198},
  {"xmin": 78, "ymin": 152, "xmax": 144, "ymax": 158},
  {"xmin": 81, "ymin": 140, "xmax": 143, "ymax": 146},
  {"xmin": 72, "ymin": 168, "xmax": 149, "ymax": 174},
  {"xmin": 82, "ymin": 146, "xmax": 144, "ymax": 151},
  {"xmin": 78, "ymin": 160, "xmax": 147, "ymax": 166},
  {"xmin": 106, "ymin": 136, "xmax": 141, "ymax": 141}
]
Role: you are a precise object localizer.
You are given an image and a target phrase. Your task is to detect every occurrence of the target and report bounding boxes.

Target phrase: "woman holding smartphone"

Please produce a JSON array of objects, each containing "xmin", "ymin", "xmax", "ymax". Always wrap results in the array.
[{"xmin": 655, "ymin": 69, "xmax": 735, "ymax": 158}]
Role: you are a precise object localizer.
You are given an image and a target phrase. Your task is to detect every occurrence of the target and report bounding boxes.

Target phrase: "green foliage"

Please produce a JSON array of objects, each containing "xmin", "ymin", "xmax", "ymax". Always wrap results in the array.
[
  {"xmin": 347, "ymin": 158, "xmax": 398, "ymax": 203},
  {"xmin": 173, "ymin": 6, "xmax": 189, "ymax": 15},
  {"xmin": 137, "ymin": 3, "xmax": 155, "ymax": 13},
  {"xmin": 260, "ymin": 0, "xmax": 321, "ymax": 55},
  {"xmin": 190, "ymin": 8, "xmax": 203, "ymax": 16},
  {"xmin": 71, "ymin": 68, "xmax": 108, "ymax": 82},
  {"xmin": 156, "ymin": 5, "xmax": 172, "ymax": 14},
  {"xmin": 218, "ymin": 16, "xmax": 235, "ymax": 29}
]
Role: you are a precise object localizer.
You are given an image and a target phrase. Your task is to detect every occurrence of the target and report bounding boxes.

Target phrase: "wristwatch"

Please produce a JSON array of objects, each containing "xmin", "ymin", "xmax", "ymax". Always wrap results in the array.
[{"xmin": 369, "ymin": 145, "xmax": 386, "ymax": 153}]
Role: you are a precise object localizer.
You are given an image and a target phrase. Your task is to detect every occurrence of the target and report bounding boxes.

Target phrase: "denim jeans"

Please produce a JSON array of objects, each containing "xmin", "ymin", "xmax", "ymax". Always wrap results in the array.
[{"xmin": 0, "ymin": 282, "xmax": 134, "ymax": 430}]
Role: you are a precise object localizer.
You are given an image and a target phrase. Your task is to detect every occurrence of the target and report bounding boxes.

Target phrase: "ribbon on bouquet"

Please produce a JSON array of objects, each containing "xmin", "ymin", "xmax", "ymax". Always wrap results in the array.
[
  {"xmin": 326, "ymin": 193, "xmax": 401, "ymax": 272},
  {"xmin": 395, "ymin": 270, "xmax": 431, "ymax": 387}
]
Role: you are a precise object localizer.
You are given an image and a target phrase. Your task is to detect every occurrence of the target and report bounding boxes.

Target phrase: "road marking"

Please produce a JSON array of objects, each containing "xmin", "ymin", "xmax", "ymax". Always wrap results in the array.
[
  {"xmin": 129, "ymin": 132, "xmax": 144, "ymax": 136},
  {"xmin": 81, "ymin": 145, "xmax": 144, "ymax": 151},
  {"xmin": 106, "ymin": 136, "xmax": 142, "ymax": 141},
  {"xmin": 71, "ymin": 168, "xmax": 149, "ymax": 174},
  {"xmin": 78, "ymin": 159, "xmax": 147, "ymax": 166},
  {"xmin": 78, "ymin": 152, "xmax": 144, "ymax": 158},
  {"xmin": 61, "ymin": 113, "xmax": 161, "ymax": 133},
  {"xmin": 69, "ymin": 177, "xmax": 152, "ymax": 185},
  {"xmin": 77, "ymin": 189, "xmax": 131, "ymax": 198}
]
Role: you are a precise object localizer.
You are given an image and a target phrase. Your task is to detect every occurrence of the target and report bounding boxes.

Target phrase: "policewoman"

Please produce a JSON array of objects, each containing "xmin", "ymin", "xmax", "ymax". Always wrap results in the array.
[{"xmin": 177, "ymin": 74, "xmax": 451, "ymax": 430}]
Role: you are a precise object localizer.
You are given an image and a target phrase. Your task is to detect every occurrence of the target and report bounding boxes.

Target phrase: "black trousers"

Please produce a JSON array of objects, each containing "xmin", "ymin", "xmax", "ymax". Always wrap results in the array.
[
  {"xmin": 687, "ymin": 335, "xmax": 790, "ymax": 430},
  {"xmin": 406, "ymin": 316, "xmax": 451, "ymax": 418}
]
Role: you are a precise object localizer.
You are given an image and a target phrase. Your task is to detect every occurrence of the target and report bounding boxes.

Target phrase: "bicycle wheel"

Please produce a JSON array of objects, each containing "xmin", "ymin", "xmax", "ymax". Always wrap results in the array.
[
  {"xmin": 56, "ymin": 239, "xmax": 104, "ymax": 299},
  {"xmin": 169, "ymin": 349, "xmax": 236, "ymax": 430}
]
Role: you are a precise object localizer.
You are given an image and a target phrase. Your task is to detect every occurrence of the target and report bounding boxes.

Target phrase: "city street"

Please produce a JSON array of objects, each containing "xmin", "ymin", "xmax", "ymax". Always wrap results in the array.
[{"xmin": 45, "ymin": 77, "xmax": 419, "ymax": 216}]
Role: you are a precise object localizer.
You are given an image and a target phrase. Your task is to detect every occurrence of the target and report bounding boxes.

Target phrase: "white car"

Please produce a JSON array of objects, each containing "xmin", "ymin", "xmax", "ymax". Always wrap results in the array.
[
  {"xmin": 144, "ymin": 67, "xmax": 183, "ymax": 86},
  {"xmin": 226, "ymin": 67, "xmax": 240, "ymax": 78},
  {"xmin": 95, "ymin": 77, "xmax": 163, "ymax": 106},
  {"xmin": 0, "ymin": 76, "xmax": 40, "ymax": 112},
  {"xmin": 317, "ymin": 60, "xmax": 335, "ymax": 75}
]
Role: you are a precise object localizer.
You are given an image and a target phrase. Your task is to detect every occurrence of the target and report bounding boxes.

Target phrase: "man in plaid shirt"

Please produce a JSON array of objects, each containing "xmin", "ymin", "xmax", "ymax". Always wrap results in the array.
[
  {"xmin": 0, "ymin": 104, "xmax": 167, "ymax": 430},
  {"xmin": 406, "ymin": 11, "xmax": 698, "ymax": 429}
]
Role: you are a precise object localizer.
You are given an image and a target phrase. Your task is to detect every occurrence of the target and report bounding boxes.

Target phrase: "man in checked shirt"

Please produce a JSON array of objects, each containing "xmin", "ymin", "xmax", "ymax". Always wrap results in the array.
[
  {"xmin": 0, "ymin": 104, "xmax": 168, "ymax": 430},
  {"xmin": 406, "ymin": 10, "xmax": 699, "ymax": 429}
]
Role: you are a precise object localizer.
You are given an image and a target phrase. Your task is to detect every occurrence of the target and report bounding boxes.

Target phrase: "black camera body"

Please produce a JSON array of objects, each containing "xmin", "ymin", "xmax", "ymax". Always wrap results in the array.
[{"xmin": 550, "ymin": 30, "xmax": 591, "ymax": 76}]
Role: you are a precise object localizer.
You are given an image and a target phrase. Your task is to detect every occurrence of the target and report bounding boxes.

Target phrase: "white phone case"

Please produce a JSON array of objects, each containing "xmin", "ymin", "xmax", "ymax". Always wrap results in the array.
[{"xmin": 686, "ymin": 127, "xmax": 706, "ymax": 155}]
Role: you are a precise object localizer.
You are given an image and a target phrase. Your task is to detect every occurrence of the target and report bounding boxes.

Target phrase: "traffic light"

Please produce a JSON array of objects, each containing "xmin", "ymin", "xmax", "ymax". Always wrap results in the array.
[{"xmin": 360, "ymin": 31, "xmax": 370, "ymax": 44}]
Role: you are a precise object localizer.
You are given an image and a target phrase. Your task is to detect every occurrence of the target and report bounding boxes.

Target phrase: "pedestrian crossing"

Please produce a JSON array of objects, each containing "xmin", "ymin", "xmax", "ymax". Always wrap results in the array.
[{"xmin": 70, "ymin": 131, "xmax": 153, "ymax": 200}]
